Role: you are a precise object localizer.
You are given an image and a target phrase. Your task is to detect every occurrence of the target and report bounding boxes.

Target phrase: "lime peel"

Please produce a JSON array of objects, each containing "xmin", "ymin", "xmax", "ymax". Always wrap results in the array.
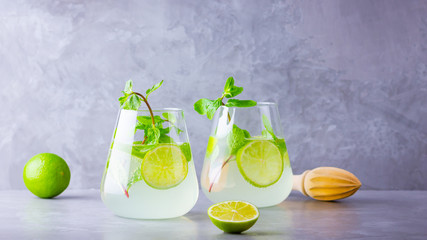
[
  {"xmin": 23, "ymin": 153, "xmax": 71, "ymax": 198},
  {"xmin": 208, "ymin": 200, "xmax": 259, "ymax": 233},
  {"xmin": 236, "ymin": 140, "xmax": 284, "ymax": 188}
]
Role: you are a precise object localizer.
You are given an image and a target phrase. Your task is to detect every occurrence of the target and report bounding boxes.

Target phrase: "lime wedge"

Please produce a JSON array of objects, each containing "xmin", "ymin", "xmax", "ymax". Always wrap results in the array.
[
  {"xmin": 141, "ymin": 144, "xmax": 188, "ymax": 189},
  {"xmin": 236, "ymin": 140, "xmax": 283, "ymax": 187},
  {"xmin": 208, "ymin": 201, "xmax": 259, "ymax": 233}
]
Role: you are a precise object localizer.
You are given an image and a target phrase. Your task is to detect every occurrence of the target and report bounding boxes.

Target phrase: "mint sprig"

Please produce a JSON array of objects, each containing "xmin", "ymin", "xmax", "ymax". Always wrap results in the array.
[
  {"xmin": 194, "ymin": 77, "xmax": 257, "ymax": 120},
  {"xmin": 118, "ymin": 80, "xmax": 181, "ymax": 145},
  {"xmin": 194, "ymin": 77, "xmax": 258, "ymax": 192},
  {"xmin": 146, "ymin": 80, "xmax": 164, "ymax": 98},
  {"xmin": 118, "ymin": 80, "xmax": 141, "ymax": 110}
]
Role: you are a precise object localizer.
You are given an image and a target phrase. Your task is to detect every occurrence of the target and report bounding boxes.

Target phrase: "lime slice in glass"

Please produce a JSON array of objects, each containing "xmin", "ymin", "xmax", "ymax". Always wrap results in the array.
[
  {"xmin": 236, "ymin": 140, "xmax": 283, "ymax": 187},
  {"xmin": 208, "ymin": 200, "xmax": 259, "ymax": 233},
  {"xmin": 141, "ymin": 144, "xmax": 188, "ymax": 189}
]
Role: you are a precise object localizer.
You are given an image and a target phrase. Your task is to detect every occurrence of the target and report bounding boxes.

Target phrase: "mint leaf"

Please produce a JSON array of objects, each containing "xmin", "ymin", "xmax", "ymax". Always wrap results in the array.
[
  {"xmin": 206, "ymin": 99, "xmax": 222, "ymax": 119},
  {"xmin": 223, "ymin": 77, "xmax": 243, "ymax": 98},
  {"xmin": 274, "ymin": 138, "xmax": 287, "ymax": 154},
  {"xmin": 225, "ymin": 99, "xmax": 257, "ymax": 108},
  {"xmin": 194, "ymin": 98, "xmax": 212, "ymax": 115},
  {"xmin": 132, "ymin": 143, "xmax": 156, "ymax": 159},
  {"xmin": 127, "ymin": 167, "xmax": 142, "ymax": 191},
  {"xmin": 262, "ymin": 115, "xmax": 287, "ymax": 155},
  {"xmin": 118, "ymin": 95, "xmax": 128, "ymax": 106},
  {"xmin": 118, "ymin": 80, "xmax": 143, "ymax": 110},
  {"xmin": 136, "ymin": 115, "xmax": 179, "ymax": 145},
  {"xmin": 145, "ymin": 80, "xmax": 164, "ymax": 98},
  {"xmin": 180, "ymin": 142, "xmax": 192, "ymax": 162},
  {"xmin": 261, "ymin": 129, "xmax": 271, "ymax": 138},
  {"xmin": 136, "ymin": 115, "xmax": 164, "ymax": 129},
  {"xmin": 144, "ymin": 127, "xmax": 161, "ymax": 145},
  {"xmin": 262, "ymin": 114, "xmax": 277, "ymax": 140},
  {"xmin": 194, "ymin": 77, "xmax": 257, "ymax": 120},
  {"xmin": 127, "ymin": 142, "xmax": 157, "ymax": 191},
  {"xmin": 162, "ymin": 112, "xmax": 176, "ymax": 124},
  {"xmin": 162, "ymin": 112, "xmax": 183, "ymax": 134},
  {"xmin": 158, "ymin": 134, "xmax": 175, "ymax": 143},
  {"xmin": 124, "ymin": 80, "xmax": 133, "ymax": 94},
  {"xmin": 226, "ymin": 86, "xmax": 243, "ymax": 98},
  {"xmin": 224, "ymin": 77, "xmax": 234, "ymax": 92},
  {"xmin": 227, "ymin": 124, "xmax": 251, "ymax": 155},
  {"xmin": 194, "ymin": 98, "xmax": 222, "ymax": 120},
  {"xmin": 135, "ymin": 117, "xmax": 151, "ymax": 131},
  {"xmin": 121, "ymin": 94, "xmax": 142, "ymax": 110},
  {"xmin": 159, "ymin": 127, "xmax": 170, "ymax": 135}
]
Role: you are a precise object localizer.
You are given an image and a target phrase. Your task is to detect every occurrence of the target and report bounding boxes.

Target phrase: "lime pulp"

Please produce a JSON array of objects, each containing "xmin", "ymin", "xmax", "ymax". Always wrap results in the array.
[{"xmin": 208, "ymin": 200, "xmax": 259, "ymax": 233}]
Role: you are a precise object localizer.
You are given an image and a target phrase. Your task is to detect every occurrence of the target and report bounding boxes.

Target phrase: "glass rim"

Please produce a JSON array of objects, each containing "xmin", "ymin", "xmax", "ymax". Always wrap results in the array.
[
  {"xmin": 257, "ymin": 101, "xmax": 277, "ymax": 106},
  {"xmin": 218, "ymin": 101, "xmax": 277, "ymax": 109},
  {"xmin": 121, "ymin": 107, "xmax": 183, "ymax": 113}
]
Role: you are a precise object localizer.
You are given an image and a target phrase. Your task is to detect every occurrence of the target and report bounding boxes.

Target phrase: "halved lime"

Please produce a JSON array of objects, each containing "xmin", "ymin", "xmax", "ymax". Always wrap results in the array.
[
  {"xmin": 236, "ymin": 140, "xmax": 283, "ymax": 187},
  {"xmin": 141, "ymin": 144, "xmax": 188, "ymax": 189},
  {"xmin": 208, "ymin": 200, "xmax": 259, "ymax": 233}
]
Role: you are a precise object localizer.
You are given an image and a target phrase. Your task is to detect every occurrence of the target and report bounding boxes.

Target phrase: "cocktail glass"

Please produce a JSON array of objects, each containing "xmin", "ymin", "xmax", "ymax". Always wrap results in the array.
[
  {"xmin": 101, "ymin": 108, "xmax": 199, "ymax": 219},
  {"xmin": 200, "ymin": 102, "xmax": 292, "ymax": 207}
]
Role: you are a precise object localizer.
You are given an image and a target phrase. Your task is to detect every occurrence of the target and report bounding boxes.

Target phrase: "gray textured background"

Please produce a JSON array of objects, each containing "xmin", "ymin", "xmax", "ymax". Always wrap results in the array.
[{"xmin": 1, "ymin": 0, "xmax": 426, "ymax": 190}]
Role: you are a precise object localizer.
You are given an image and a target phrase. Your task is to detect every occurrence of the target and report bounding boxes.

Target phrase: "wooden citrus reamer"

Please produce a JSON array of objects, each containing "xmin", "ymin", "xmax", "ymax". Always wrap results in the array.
[{"xmin": 292, "ymin": 167, "xmax": 361, "ymax": 201}]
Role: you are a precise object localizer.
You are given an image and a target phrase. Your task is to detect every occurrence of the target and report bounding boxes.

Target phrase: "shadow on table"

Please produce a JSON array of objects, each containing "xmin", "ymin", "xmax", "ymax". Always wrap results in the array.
[
  {"xmin": 53, "ymin": 194, "xmax": 99, "ymax": 201},
  {"xmin": 242, "ymin": 230, "xmax": 285, "ymax": 236}
]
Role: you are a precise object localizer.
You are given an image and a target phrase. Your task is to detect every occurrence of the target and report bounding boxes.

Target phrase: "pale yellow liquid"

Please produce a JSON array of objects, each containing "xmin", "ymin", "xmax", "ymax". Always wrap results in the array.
[
  {"xmin": 101, "ymin": 143, "xmax": 199, "ymax": 219},
  {"xmin": 201, "ymin": 137, "xmax": 293, "ymax": 207},
  {"xmin": 102, "ymin": 162, "xmax": 198, "ymax": 219}
]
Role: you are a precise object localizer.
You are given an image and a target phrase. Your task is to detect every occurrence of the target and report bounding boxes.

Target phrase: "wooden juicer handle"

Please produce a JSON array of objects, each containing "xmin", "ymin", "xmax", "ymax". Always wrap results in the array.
[{"xmin": 292, "ymin": 167, "xmax": 362, "ymax": 201}]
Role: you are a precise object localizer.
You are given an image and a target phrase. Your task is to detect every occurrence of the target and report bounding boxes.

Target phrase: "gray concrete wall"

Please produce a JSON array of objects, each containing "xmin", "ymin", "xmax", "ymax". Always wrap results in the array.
[{"xmin": 1, "ymin": 0, "xmax": 426, "ymax": 190}]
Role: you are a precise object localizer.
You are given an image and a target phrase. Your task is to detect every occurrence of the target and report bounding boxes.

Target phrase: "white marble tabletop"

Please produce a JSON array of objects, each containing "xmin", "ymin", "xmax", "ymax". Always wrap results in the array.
[{"xmin": 1, "ymin": 190, "xmax": 426, "ymax": 239}]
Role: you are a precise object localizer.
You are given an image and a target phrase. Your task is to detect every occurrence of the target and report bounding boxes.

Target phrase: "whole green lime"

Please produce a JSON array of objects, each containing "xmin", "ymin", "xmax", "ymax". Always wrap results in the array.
[{"xmin": 23, "ymin": 153, "xmax": 71, "ymax": 198}]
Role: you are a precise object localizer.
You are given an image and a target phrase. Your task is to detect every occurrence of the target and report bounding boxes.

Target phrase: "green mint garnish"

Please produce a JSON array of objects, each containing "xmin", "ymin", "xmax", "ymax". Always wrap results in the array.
[
  {"xmin": 223, "ymin": 77, "xmax": 243, "ymax": 98},
  {"xmin": 194, "ymin": 77, "xmax": 257, "ymax": 120},
  {"xmin": 194, "ymin": 98, "xmax": 222, "ymax": 120},
  {"xmin": 227, "ymin": 124, "xmax": 251, "ymax": 155},
  {"xmin": 179, "ymin": 142, "xmax": 192, "ymax": 162},
  {"xmin": 118, "ymin": 80, "xmax": 141, "ymax": 111},
  {"xmin": 261, "ymin": 114, "xmax": 276, "ymax": 140},
  {"xmin": 194, "ymin": 76, "xmax": 255, "ymax": 155},
  {"xmin": 131, "ymin": 143, "xmax": 156, "ymax": 159},
  {"xmin": 158, "ymin": 134, "xmax": 175, "ymax": 144},
  {"xmin": 118, "ymin": 80, "xmax": 181, "ymax": 145},
  {"xmin": 193, "ymin": 77, "xmax": 256, "ymax": 154},
  {"xmin": 274, "ymin": 138, "xmax": 287, "ymax": 155},
  {"xmin": 162, "ymin": 112, "xmax": 176, "ymax": 123},
  {"xmin": 262, "ymin": 114, "xmax": 287, "ymax": 154},
  {"xmin": 145, "ymin": 80, "xmax": 164, "ymax": 98},
  {"xmin": 127, "ymin": 167, "xmax": 143, "ymax": 191},
  {"xmin": 136, "ymin": 116, "xmax": 164, "ymax": 129},
  {"xmin": 193, "ymin": 77, "xmax": 262, "ymax": 193},
  {"xmin": 144, "ymin": 127, "xmax": 161, "ymax": 145},
  {"xmin": 225, "ymin": 99, "xmax": 258, "ymax": 108},
  {"xmin": 162, "ymin": 112, "xmax": 183, "ymax": 134}
]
